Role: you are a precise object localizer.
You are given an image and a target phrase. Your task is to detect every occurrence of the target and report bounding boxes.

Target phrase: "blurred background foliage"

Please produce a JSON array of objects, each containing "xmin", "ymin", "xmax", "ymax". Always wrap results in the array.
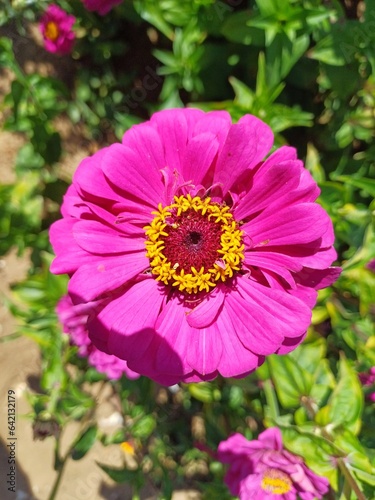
[{"xmin": 0, "ymin": 0, "xmax": 374, "ymax": 498}]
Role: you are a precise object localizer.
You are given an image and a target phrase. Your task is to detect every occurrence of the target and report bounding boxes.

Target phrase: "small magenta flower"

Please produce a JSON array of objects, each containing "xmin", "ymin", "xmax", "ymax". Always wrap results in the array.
[
  {"xmin": 56, "ymin": 295, "xmax": 140, "ymax": 381},
  {"xmin": 366, "ymin": 259, "xmax": 375, "ymax": 273},
  {"xmin": 50, "ymin": 108, "xmax": 340, "ymax": 385},
  {"xmin": 218, "ymin": 428, "xmax": 330, "ymax": 499},
  {"xmin": 81, "ymin": 0, "xmax": 123, "ymax": 15},
  {"xmin": 359, "ymin": 367, "xmax": 375, "ymax": 402},
  {"xmin": 39, "ymin": 4, "xmax": 75, "ymax": 55}
]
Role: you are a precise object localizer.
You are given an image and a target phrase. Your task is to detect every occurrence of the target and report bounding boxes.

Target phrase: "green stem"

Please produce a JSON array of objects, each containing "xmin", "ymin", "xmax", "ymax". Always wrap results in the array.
[
  {"xmin": 337, "ymin": 458, "xmax": 366, "ymax": 500},
  {"xmin": 48, "ymin": 439, "xmax": 68, "ymax": 500},
  {"xmin": 263, "ymin": 377, "xmax": 279, "ymax": 420},
  {"xmin": 47, "ymin": 380, "xmax": 107, "ymax": 500}
]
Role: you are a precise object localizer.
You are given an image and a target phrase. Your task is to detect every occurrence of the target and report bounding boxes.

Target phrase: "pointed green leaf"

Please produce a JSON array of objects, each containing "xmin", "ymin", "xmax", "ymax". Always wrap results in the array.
[
  {"xmin": 71, "ymin": 426, "xmax": 98, "ymax": 461},
  {"xmin": 268, "ymin": 354, "xmax": 313, "ymax": 408},
  {"xmin": 327, "ymin": 356, "xmax": 363, "ymax": 434}
]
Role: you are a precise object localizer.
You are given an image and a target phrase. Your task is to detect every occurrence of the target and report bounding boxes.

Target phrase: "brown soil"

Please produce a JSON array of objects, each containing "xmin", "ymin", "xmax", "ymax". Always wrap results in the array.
[{"xmin": 0, "ymin": 20, "xmax": 201, "ymax": 500}]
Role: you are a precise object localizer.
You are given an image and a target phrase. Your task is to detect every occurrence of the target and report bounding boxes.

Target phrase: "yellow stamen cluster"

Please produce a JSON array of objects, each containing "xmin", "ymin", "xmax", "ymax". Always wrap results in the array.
[
  {"xmin": 45, "ymin": 21, "xmax": 59, "ymax": 41},
  {"xmin": 261, "ymin": 469, "xmax": 292, "ymax": 495},
  {"xmin": 144, "ymin": 195, "xmax": 244, "ymax": 294}
]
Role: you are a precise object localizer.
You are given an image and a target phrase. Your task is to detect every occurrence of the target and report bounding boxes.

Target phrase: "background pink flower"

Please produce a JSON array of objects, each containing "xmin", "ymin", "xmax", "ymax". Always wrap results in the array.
[
  {"xmin": 359, "ymin": 367, "xmax": 375, "ymax": 402},
  {"xmin": 56, "ymin": 295, "xmax": 140, "ymax": 381},
  {"xmin": 81, "ymin": 0, "xmax": 123, "ymax": 15},
  {"xmin": 39, "ymin": 4, "xmax": 75, "ymax": 55},
  {"xmin": 217, "ymin": 428, "xmax": 330, "ymax": 499},
  {"xmin": 50, "ymin": 108, "xmax": 340, "ymax": 385}
]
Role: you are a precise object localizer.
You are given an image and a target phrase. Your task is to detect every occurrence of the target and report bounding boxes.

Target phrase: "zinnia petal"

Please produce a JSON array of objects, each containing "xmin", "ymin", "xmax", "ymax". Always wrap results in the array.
[
  {"xmin": 68, "ymin": 253, "xmax": 148, "ymax": 303},
  {"xmin": 214, "ymin": 114, "xmax": 273, "ymax": 194}
]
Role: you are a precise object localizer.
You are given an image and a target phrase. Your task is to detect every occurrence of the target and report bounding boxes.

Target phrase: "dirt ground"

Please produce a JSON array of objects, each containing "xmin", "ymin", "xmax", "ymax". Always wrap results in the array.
[{"xmin": 0, "ymin": 22, "xmax": 201, "ymax": 500}]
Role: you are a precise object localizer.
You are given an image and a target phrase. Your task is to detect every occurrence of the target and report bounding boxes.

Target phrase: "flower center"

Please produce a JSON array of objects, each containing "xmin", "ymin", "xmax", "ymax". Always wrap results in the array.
[
  {"xmin": 260, "ymin": 468, "xmax": 292, "ymax": 495},
  {"xmin": 45, "ymin": 21, "xmax": 59, "ymax": 41},
  {"xmin": 144, "ymin": 194, "xmax": 244, "ymax": 295}
]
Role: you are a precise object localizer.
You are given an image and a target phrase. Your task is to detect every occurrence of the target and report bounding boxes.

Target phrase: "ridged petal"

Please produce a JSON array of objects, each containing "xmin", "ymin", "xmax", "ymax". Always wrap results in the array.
[
  {"xmin": 73, "ymin": 220, "xmax": 144, "ymax": 255},
  {"xmin": 68, "ymin": 253, "xmax": 148, "ymax": 302},
  {"xmin": 214, "ymin": 114, "xmax": 273, "ymax": 194},
  {"xmin": 244, "ymin": 203, "xmax": 333, "ymax": 247},
  {"xmin": 102, "ymin": 143, "xmax": 165, "ymax": 208}
]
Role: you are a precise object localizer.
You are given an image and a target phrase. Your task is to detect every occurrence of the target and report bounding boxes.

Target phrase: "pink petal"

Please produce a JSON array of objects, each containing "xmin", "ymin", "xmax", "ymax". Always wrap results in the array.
[
  {"xmin": 50, "ymin": 219, "xmax": 95, "ymax": 274},
  {"xmin": 218, "ymin": 433, "xmax": 257, "ymax": 459},
  {"xmin": 244, "ymin": 251, "xmax": 297, "ymax": 289},
  {"xmin": 153, "ymin": 297, "xmax": 191, "ymax": 377},
  {"xmin": 112, "ymin": 199, "xmax": 157, "ymax": 225},
  {"xmin": 185, "ymin": 286, "xmax": 225, "ymax": 328},
  {"xmin": 244, "ymin": 203, "xmax": 333, "ymax": 247},
  {"xmin": 149, "ymin": 108, "xmax": 205, "ymax": 173},
  {"xmin": 186, "ymin": 323, "xmax": 223, "ymax": 375},
  {"xmin": 107, "ymin": 280, "xmax": 164, "ymax": 358},
  {"xmin": 237, "ymin": 278, "xmax": 312, "ymax": 338},
  {"xmin": 68, "ymin": 253, "xmax": 148, "ymax": 302},
  {"xmin": 90, "ymin": 279, "xmax": 164, "ymax": 363},
  {"xmin": 216, "ymin": 305, "xmax": 263, "ymax": 377},
  {"xmin": 245, "ymin": 249, "xmax": 303, "ymax": 272},
  {"xmin": 277, "ymin": 333, "xmax": 307, "ymax": 354},
  {"xmin": 296, "ymin": 266, "xmax": 341, "ymax": 290},
  {"xmin": 260, "ymin": 245, "xmax": 337, "ymax": 270},
  {"xmin": 50, "ymin": 218, "xmax": 75, "ymax": 255},
  {"xmin": 181, "ymin": 133, "xmax": 219, "ymax": 185},
  {"xmin": 234, "ymin": 160, "xmax": 302, "ymax": 220},
  {"xmin": 121, "ymin": 122, "xmax": 166, "ymax": 173},
  {"xmin": 225, "ymin": 290, "xmax": 286, "ymax": 355},
  {"xmin": 182, "ymin": 370, "xmax": 219, "ymax": 383},
  {"xmin": 257, "ymin": 427, "xmax": 283, "ymax": 451},
  {"xmin": 288, "ymin": 284, "xmax": 318, "ymax": 309},
  {"xmin": 192, "ymin": 111, "xmax": 232, "ymax": 156},
  {"xmin": 239, "ymin": 475, "xmax": 265, "ymax": 500},
  {"xmin": 51, "ymin": 246, "xmax": 94, "ymax": 275},
  {"xmin": 102, "ymin": 143, "xmax": 165, "ymax": 208},
  {"xmin": 225, "ymin": 278, "xmax": 312, "ymax": 354},
  {"xmin": 214, "ymin": 115, "xmax": 273, "ymax": 195},
  {"xmin": 73, "ymin": 147, "xmax": 123, "ymax": 203},
  {"xmin": 261, "ymin": 145, "xmax": 297, "ymax": 165},
  {"xmin": 73, "ymin": 220, "xmax": 145, "ymax": 255},
  {"xmin": 61, "ymin": 185, "xmax": 84, "ymax": 218},
  {"xmin": 298, "ymin": 168, "xmax": 321, "ymax": 201}
]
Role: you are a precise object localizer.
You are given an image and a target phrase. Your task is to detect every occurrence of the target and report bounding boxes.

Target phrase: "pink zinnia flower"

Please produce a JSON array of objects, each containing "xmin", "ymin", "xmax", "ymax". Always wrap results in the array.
[
  {"xmin": 56, "ymin": 295, "xmax": 140, "ymax": 380},
  {"xmin": 39, "ymin": 4, "xmax": 76, "ymax": 56},
  {"xmin": 81, "ymin": 0, "xmax": 123, "ymax": 15},
  {"xmin": 218, "ymin": 428, "xmax": 330, "ymax": 499},
  {"xmin": 50, "ymin": 108, "xmax": 340, "ymax": 385}
]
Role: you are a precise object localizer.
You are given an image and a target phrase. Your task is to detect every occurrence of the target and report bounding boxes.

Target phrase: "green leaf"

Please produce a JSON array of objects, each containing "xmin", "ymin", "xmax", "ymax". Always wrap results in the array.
[
  {"xmin": 266, "ymin": 33, "xmax": 309, "ymax": 86},
  {"xmin": 71, "ymin": 426, "xmax": 98, "ymax": 461},
  {"xmin": 334, "ymin": 429, "xmax": 375, "ymax": 478},
  {"xmin": 267, "ymin": 354, "xmax": 313, "ymax": 408},
  {"xmin": 131, "ymin": 415, "xmax": 156, "ymax": 439},
  {"xmin": 98, "ymin": 463, "xmax": 142, "ymax": 484},
  {"xmin": 326, "ymin": 356, "xmax": 363, "ymax": 434},
  {"xmin": 221, "ymin": 11, "xmax": 265, "ymax": 46},
  {"xmin": 277, "ymin": 423, "xmax": 339, "ymax": 487},
  {"xmin": 305, "ymin": 143, "xmax": 326, "ymax": 184},
  {"xmin": 337, "ymin": 176, "xmax": 375, "ymax": 198},
  {"xmin": 289, "ymin": 338, "xmax": 326, "ymax": 375}
]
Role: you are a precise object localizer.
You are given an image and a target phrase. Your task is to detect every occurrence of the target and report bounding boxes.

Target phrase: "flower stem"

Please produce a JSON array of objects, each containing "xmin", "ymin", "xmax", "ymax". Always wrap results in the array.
[
  {"xmin": 263, "ymin": 378, "xmax": 279, "ymax": 420},
  {"xmin": 337, "ymin": 458, "xmax": 366, "ymax": 500},
  {"xmin": 48, "ymin": 439, "xmax": 68, "ymax": 500}
]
